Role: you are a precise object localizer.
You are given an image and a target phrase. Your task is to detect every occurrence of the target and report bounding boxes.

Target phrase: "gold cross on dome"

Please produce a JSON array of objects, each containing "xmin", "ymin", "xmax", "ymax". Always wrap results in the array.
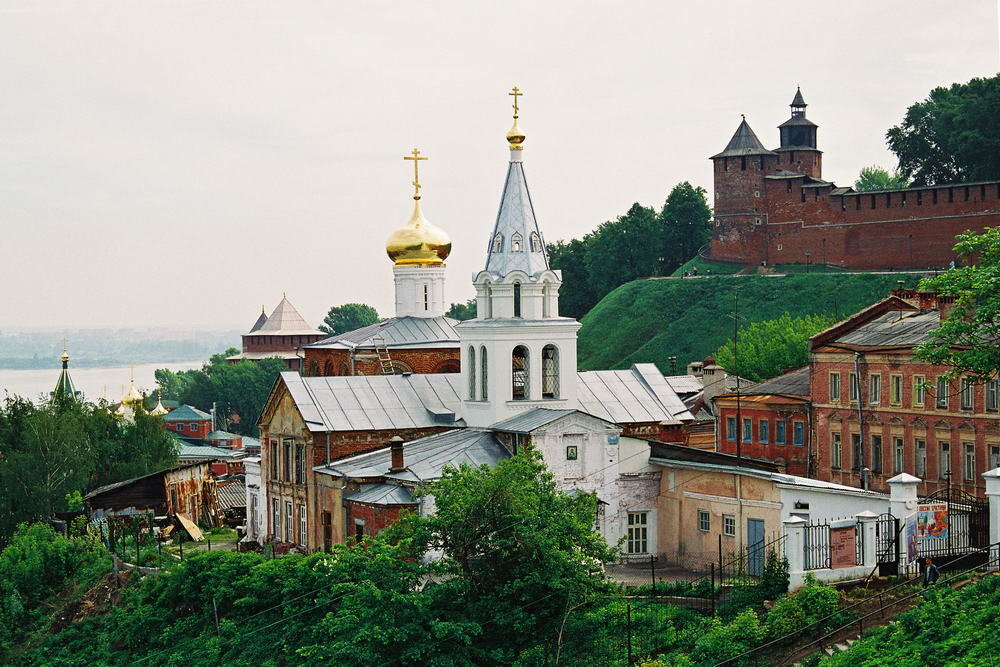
[
  {"xmin": 403, "ymin": 148, "xmax": 428, "ymax": 199},
  {"xmin": 509, "ymin": 86, "xmax": 523, "ymax": 117}
]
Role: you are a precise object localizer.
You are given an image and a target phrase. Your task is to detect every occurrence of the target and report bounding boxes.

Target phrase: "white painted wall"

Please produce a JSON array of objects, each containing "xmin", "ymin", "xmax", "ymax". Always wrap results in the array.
[
  {"xmin": 777, "ymin": 482, "xmax": 890, "ymax": 523},
  {"xmin": 243, "ymin": 457, "xmax": 266, "ymax": 544},
  {"xmin": 393, "ymin": 265, "xmax": 447, "ymax": 318}
]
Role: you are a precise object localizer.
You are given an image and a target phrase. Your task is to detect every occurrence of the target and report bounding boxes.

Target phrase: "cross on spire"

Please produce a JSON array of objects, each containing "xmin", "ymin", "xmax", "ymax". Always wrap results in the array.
[
  {"xmin": 403, "ymin": 148, "xmax": 428, "ymax": 200},
  {"xmin": 509, "ymin": 86, "xmax": 522, "ymax": 118}
]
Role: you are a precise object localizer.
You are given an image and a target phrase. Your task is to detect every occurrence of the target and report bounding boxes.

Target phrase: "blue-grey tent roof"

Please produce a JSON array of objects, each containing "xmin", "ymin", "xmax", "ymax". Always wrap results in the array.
[
  {"xmin": 344, "ymin": 483, "xmax": 416, "ymax": 505},
  {"xmin": 306, "ymin": 316, "xmax": 459, "ymax": 350},
  {"xmin": 164, "ymin": 404, "xmax": 212, "ymax": 422},
  {"xmin": 318, "ymin": 428, "xmax": 509, "ymax": 483},
  {"xmin": 248, "ymin": 308, "xmax": 268, "ymax": 333},
  {"xmin": 711, "ymin": 118, "xmax": 777, "ymax": 159},
  {"xmin": 489, "ymin": 408, "xmax": 580, "ymax": 434},
  {"xmin": 483, "ymin": 157, "xmax": 550, "ymax": 279}
]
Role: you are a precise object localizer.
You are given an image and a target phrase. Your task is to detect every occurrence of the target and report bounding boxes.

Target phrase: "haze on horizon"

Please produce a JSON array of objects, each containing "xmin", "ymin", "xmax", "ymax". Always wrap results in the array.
[{"xmin": 1, "ymin": 0, "xmax": 997, "ymax": 331}]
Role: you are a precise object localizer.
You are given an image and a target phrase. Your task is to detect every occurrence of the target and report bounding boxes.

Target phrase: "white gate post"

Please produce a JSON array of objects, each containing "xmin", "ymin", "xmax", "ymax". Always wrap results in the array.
[
  {"xmin": 887, "ymin": 472, "xmax": 920, "ymax": 572},
  {"xmin": 855, "ymin": 510, "xmax": 878, "ymax": 570},
  {"xmin": 983, "ymin": 468, "xmax": 1000, "ymax": 569},
  {"xmin": 783, "ymin": 516, "xmax": 807, "ymax": 591}
]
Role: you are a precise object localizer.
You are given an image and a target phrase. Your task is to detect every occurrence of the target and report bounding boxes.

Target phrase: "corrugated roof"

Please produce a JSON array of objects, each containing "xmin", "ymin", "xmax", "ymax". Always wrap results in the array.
[
  {"xmin": 179, "ymin": 443, "xmax": 244, "ymax": 460},
  {"xmin": 489, "ymin": 408, "xmax": 578, "ymax": 433},
  {"xmin": 165, "ymin": 405, "xmax": 212, "ymax": 421},
  {"xmin": 217, "ymin": 480, "xmax": 246, "ymax": 509},
  {"xmin": 834, "ymin": 309, "xmax": 940, "ymax": 347},
  {"xmin": 306, "ymin": 316, "xmax": 459, "ymax": 350},
  {"xmin": 741, "ymin": 366, "xmax": 811, "ymax": 397},
  {"xmin": 257, "ymin": 296, "xmax": 322, "ymax": 336},
  {"xmin": 577, "ymin": 364, "xmax": 694, "ymax": 424},
  {"xmin": 344, "ymin": 483, "xmax": 416, "ymax": 505},
  {"xmin": 664, "ymin": 375, "xmax": 703, "ymax": 395},
  {"xmin": 318, "ymin": 428, "xmax": 509, "ymax": 482},
  {"xmin": 711, "ymin": 118, "xmax": 777, "ymax": 159}
]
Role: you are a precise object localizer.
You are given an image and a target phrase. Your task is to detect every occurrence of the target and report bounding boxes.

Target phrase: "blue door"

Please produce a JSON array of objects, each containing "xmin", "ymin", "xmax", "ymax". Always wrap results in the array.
[{"xmin": 747, "ymin": 518, "xmax": 765, "ymax": 577}]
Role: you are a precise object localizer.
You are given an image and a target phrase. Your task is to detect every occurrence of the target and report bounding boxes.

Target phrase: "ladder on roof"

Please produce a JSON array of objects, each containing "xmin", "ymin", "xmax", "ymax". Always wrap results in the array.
[{"xmin": 372, "ymin": 336, "xmax": 395, "ymax": 375}]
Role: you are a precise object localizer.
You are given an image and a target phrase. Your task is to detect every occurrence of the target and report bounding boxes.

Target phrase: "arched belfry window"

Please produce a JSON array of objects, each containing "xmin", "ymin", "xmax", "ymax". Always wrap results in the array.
[
  {"xmin": 492, "ymin": 234, "xmax": 503, "ymax": 253},
  {"xmin": 468, "ymin": 346, "xmax": 476, "ymax": 400},
  {"xmin": 542, "ymin": 281, "xmax": 552, "ymax": 318},
  {"xmin": 530, "ymin": 232, "xmax": 542, "ymax": 252},
  {"xmin": 542, "ymin": 345, "xmax": 559, "ymax": 399},
  {"xmin": 511, "ymin": 233, "xmax": 523, "ymax": 252},
  {"xmin": 512, "ymin": 345, "xmax": 529, "ymax": 400},
  {"xmin": 485, "ymin": 283, "xmax": 494, "ymax": 318},
  {"xmin": 480, "ymin": 346, "xmax": 488, "ymax": 401},
  {"xmin": 513, "ymin": 282, "xmax": 522, "ymax": 317}
]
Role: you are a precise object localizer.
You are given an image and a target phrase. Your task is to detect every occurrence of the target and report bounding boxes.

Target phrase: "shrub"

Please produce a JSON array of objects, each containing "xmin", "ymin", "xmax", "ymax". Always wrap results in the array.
[
  {"xmin": 689, "ymin": 610, "xmax": 766, "ymax": 666},
  {"xmin": 764, "ymin": 578, "xmax": 841, "ymax": 641}
]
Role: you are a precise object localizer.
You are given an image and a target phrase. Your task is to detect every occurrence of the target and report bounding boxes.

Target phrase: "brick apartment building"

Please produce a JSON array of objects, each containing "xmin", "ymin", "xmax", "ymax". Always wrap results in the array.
[{"xmin": 709, "ymin": 88, "xmax": 1000, "ymax": 270}]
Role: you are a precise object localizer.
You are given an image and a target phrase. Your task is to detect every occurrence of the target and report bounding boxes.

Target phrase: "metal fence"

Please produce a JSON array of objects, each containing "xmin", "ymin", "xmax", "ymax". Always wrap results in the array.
[{"xmin": 803, "ymin": 521, "xmax": 830, "ymax": 570}]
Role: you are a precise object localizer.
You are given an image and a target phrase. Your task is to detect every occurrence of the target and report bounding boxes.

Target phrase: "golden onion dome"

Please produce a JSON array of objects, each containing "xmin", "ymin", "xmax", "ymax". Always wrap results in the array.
[
  {"xmin": 506, "ymin": 116, "xmax": 525, "ymax": 149},
  {"xmin": 385, "ymin": 199, "xmax": 452, "ymax": 265},
  {"xmin": 60, "ymin": 351, "xmax": 70, "ymax": 363}
]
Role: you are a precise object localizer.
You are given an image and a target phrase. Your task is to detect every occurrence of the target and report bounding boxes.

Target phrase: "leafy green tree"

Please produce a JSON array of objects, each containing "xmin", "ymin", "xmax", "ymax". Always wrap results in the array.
[
  {"xmin": 713, "ymin": 313, "xmax": 837, "ymax": 382},
  {"xmin": 914, "ymin": 227, "xmax": 1000, "ymax": 381},
  {"xmin": 659, "ymin": 181, "xmax": 712, "ymax": 270},
  {"xmin": 446, "ymin": 299, "xmax": 477, "ymax": 320},
  {"xmin": 853, "ymin": 165, "xmax": 911, "ymax": 192},
  {"xmin": 886, "ymin": 73, "xmax": 1000, "ymax": 185},
  {"xmin": 584, "ymin": 203, "xmax": 664, "ymax": 299},
  {"xmin": 319, "ymin": 303, "xmax": 379, "ymax": 335},
  {"xmin": 548, "ymin": 237, "xmax": 599, "ymax": 320}
]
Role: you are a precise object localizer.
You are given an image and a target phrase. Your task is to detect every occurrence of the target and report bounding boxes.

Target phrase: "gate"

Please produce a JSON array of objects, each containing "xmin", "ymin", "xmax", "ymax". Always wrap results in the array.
[
  {"xmin": 874, "ymin": 512, "xmax": 899, "ymax": 575},
  {"xmin": 916, "ymin": 488, "xmax": 990, "ymax": 566}
]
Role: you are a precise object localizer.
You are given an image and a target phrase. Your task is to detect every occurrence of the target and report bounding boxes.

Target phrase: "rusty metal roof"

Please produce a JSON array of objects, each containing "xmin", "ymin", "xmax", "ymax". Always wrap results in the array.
[
  {"xmin": 740, "ymin": 366, "xmax": 811, "ymax": 397},
  {"xmin": 833, "ymin": 309, "xmax": 940, "ymax": 347}
]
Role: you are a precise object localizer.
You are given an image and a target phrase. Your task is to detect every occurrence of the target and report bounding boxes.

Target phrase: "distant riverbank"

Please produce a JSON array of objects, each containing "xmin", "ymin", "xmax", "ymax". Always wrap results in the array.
[{"xmin": 0, "ymin": 361, "xmax": 205, "ymax": 402}]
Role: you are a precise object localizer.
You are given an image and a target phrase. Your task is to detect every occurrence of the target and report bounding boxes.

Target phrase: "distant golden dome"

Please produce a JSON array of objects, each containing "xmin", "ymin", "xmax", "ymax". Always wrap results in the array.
[
  {"xmin": 60, "ymin": 351, "xmax": 70, "ymax": 363},
  {"xmin": 506, "ymin": 116, "xmax": 525, "ymax": 149},
  {"xmin": 385, "ymin": 199, "xmax": 452, "ymax": 265}
]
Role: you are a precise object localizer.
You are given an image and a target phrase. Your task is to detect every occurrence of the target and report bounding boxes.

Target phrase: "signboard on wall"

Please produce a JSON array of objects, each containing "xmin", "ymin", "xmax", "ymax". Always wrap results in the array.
[
  {"xmin": 830, "ymin": 524, "xmax": 857, "ymax": 569},
  {"xmin": 915, "ymin": 503, "xmax": 948, "ymax": 541}
]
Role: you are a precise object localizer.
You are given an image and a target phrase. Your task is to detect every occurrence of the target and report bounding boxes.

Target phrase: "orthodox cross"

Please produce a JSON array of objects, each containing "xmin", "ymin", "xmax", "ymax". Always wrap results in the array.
[
  {"xmin": 403, "ymin": 148, "xmax": 428, "ymax": 199},
  {"xmin": 509, "ymin": 86, "xmax": 522, "ymax": 118}
]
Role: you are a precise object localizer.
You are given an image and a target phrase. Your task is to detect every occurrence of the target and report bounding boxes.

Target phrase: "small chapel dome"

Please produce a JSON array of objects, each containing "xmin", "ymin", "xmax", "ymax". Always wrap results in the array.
[{"xmin": 385, "ymin": 199, "xmax": 452, "ymax": 266}]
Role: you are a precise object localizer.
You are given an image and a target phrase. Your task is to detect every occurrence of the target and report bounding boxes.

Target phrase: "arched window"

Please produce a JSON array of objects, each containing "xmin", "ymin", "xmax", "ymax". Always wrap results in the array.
[
  {"xmin": 323, "ymin": 360, "xmax": 335, "ymax": 376},
  {"xmin": 530, "ymin": 232, "xmax": 542, "ymax": 252},
  {"xmin": 513, "ymin": 282, "xmax": 522, "ymax": 318},
  {"xmin": 542, "ymin": 282, "xmax": 552, "ymax": 318},
  {"xmin": 512, "ymin": 346, "xmax": 529, "ymax": 400},
  {"xmin": 480, "ymin": 346, "xmax": 488, "ymax": 401},
  {"xmin": 511, "ymin": 233, "xmax": 523, "ymax": 252},
  {"xmin": 388, "ymin": 360, "xmax": 413, "ymax": 375},
  {"xmin": 484, "ymin": 283, "xmax": 493, "ymax": 318},
  {"xmin": 542, "ymin": 345, "xmax": 559, "ymax": 399},
  {"xmin": 492, "ymin": 234, "xmax": 503, "ymax": 253},
  {"xmin": 468, "ymin": 346, "xmax": 476, "ymax": 400}
]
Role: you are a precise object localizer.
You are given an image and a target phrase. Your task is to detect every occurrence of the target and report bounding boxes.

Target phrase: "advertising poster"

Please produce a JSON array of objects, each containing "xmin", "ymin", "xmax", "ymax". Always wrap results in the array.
[
  {"xmin": 906, "ymin": 514, "xmax": 917, "ymax": 561},
  {"xmin": 915, "ymin": 503, "xmax": 948, "ymax": 541},
  {"xmin": 830, "ymin": 524, "xmax": 857, "ymax": 569}
]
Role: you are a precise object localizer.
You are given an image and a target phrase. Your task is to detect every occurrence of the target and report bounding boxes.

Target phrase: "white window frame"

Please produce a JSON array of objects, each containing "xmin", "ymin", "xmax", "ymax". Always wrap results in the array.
[
  {"xmin": 272, "ymin": 498, "xmax": 279, "ymax": 539},
  {"xmin": 916, "ymin": 439, "xmax": 927, "ymax": 477},
  {"xmin": 626, "ymin": 512, "xmax": 648, "ymax": 554},
  {"xmin": 939, "ymin": 443, "xmax": 951, "ymax": 479},
  {"xmin": 936, "ymin": 377, "xmax": 949, "ymax": 409},
  {"xmin": 963, "ymin": 443, "xmax": 975, "ymax": 482},
  {"xmin": 697, "ymin": 509, "xmax": 710, "ymax": 532},
  {"xmin": 723, "ymin": 514, "xmax": 736, "ymax": 537},
  {"xmin": 894, "ymin": 437, "xmax": 904, "ymax": 475},
  {"xmin": 299, "ymin": 504, "xmax": 307, "ymax": 545},
  {"xmin": 961, "ymin": 377, "xmax": 974, "ymax": 411},
  {"xmin": 829, "ymin": 372, "xmax": 841, "ymax": 402},
  {"xmin": 913, "ymin": 375, "xmax": 926, "ymax": 407},
  {"xmin": 831, "ymin": 432, "xmax": 842, "ymax": 469},
  {"xmin": 987, "ymin": 380, "xmax": 999, "ymax": 412}
]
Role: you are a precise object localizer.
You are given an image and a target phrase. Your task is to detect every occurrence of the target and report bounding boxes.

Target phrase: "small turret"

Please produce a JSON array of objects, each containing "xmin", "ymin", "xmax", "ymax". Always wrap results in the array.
[{"xmin": 777, "ymin": 86, "xmax": 821, "ymax": 177}]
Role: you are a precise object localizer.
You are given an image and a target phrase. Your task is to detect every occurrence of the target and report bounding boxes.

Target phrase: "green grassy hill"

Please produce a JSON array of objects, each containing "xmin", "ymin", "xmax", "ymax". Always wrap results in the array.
[{"xmin": 577, "ymin": 272, "xmax": 927, "ymax": 372}]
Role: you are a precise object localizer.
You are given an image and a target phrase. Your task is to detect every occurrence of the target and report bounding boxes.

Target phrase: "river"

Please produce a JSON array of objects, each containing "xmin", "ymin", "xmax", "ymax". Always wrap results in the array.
[{"xmin": 0, "ymin": 361, "xmax": 206, "ymax": 402}]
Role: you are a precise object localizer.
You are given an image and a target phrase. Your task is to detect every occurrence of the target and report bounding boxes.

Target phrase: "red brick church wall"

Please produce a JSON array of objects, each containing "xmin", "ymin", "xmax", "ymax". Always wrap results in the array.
[{"xmin": 303, "ymin": 347, "xmax": 460, "ymax": 377}]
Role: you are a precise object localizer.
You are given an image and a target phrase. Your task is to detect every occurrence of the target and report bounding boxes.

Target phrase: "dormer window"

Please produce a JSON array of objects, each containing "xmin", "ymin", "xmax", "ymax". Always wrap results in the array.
[
  {"xmin": 511, "ymin": 233, "xmax": 523, "ymax": 252},
  {"xmin": 492, "ymin": 234, "xmax": 503, "ymax": 253},
  {"xmin": 530, "ymin": 232, "xmax": 542, "ymax": 252}
]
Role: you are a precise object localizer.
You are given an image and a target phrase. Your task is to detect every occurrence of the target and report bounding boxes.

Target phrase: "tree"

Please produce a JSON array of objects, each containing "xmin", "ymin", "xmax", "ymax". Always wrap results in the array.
[
  {"xmin": 713, "ymin": 312, "xmax": 837, "ymax": 382},
  {"xmin": 886, "ymin": 74, "xmax": 1000, "ymax": 185},
  {"xmin": 584, "ymin": 203, "xmax": 664, "ymax": 299},
  {"xmin": 319, "ymin": 303, "xmax": 379, "ymax": 336},
  {"xmin": 659, "ymin": 181, "xmax": 713, "ymax": 270},
  {"xmin": 445, "ymin": 299, "xmax": 477, "ymax": 321},
  {"xmin": 914, "ymin": 227, "xmax": 1000, "ymax": 382},
  {"xmin": 853, "ymin": 165, "xmax": 911, "ymax": 192},
  {"xmin": 548, "ymin": 237, "xmax": 599, "ymax": 320}
]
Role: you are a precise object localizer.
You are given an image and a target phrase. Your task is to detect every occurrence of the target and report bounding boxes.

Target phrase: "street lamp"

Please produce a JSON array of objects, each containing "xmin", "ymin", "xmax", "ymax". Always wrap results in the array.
[{"xmin": 805, "ymin": 251, "xmax": 812, "ymax": 273}]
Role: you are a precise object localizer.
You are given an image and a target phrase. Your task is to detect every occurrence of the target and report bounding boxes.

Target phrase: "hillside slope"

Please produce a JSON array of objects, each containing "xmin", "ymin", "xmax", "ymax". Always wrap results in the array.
[{"xmin": 577, "ymin": 273, "xmax": 925, "ymax": 372}]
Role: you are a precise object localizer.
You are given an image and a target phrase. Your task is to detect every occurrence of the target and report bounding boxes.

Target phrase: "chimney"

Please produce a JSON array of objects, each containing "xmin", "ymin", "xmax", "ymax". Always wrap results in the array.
[
  {"xmin": 937, "ymin": 294, "xmax": 956, "ymax": 323},
  {"xmin": 389, "ymin": 436, "xmax": 405, "ymax": 473},
  {"xmin": 687, "ymin": 361, "xmax": 704, "ymax": 377},
  {"xmin": 917, "ymin": 291, "xmax": 937, "ymax": 311}
]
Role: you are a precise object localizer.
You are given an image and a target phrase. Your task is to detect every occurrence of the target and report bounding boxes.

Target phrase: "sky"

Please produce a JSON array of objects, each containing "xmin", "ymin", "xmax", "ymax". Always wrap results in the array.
[{"xmin": 1, "ymin": 1, "xmax": 998, "ymax": 331}]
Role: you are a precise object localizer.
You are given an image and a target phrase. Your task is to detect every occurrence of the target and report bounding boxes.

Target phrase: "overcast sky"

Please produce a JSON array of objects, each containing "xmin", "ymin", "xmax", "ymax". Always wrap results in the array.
[{"xmin": 2, "ymin": 1, "xmax": 998, "ymax": 331}]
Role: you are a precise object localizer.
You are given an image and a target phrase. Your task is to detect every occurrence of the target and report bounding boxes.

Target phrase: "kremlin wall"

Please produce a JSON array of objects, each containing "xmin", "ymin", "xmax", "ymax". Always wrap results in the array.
[{"xmin": 709, "ymin": 89, "xmax": 1000, "ymax": 270}]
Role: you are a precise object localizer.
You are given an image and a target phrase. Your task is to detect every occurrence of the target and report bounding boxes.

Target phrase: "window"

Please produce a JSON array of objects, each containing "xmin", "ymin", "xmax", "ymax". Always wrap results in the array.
[
  {"xmin": 542, "ymin": 345, "xmax": 559, "ymax": 399},
  {"xmin": 354, "ymin": 520, "xmax": 365, "ymax": 542},
  {"xmin": 743, "ymin": 418, "xmax": 752, "ymax": 442},
  {"xmin": 269, "ymin": 440, "xmax": 278, "ymax": 479},
  {"xmin": 566, "ymin": 445, "xmax": 578, "ymax": 460},
  {"xmin": 987, "ymin": 380, "xmax": 998, "ymax": 412},
  {"xmin": 272, "ymin": 498, "xmax": 279, "ymax": 539},
  {"xmin": 468, "ymin": 346, "xmax": 476, "ymax": 400},
  {"xmin": 939, "ymin": 442, "xmax": 951, "ymax": 479},
  {"xmin": 627, "ymin": 512, "xmax": 648, "ymax": 554},
  {"xmin": 961, "ymin": 377, "xmax": 974, "ymax": 410},
  {"xmin": 759, "ymin": 419, "xmax": 769, "ymax": 443},
  {"xmin": 723, "ymin": 514, "xmax": 736, "ymax": 537},
  {"xmin": 964, "ymin": 443, "xmax": 975, "ymax": 482},
  {"xmin": 491, "ymin": 234, "xmax": 502, "ymax": 252},
  {"xmin": 283, "ymin": 440, "xmax": 292, "ymax": 482},
  {"xmin": 295, "ymin": 444, "xmax": 305, "ymax": 484},
  {"xmin": 831, "ymin": 432, "xmax": 842, "ymax": 469},
  {"xmin": 852, "ymin": 433, "xmax": 863, "ymax": 471},
  {"xmin": 913, "ymin": 375, "xmax": 926, "ymax": 406},
  {"xmin": 726, "ymin": 417, "xmax": 737, "ymax": 441},
  {"xmin": 480, "ymin": 346, "xmax": 488, "ymax": 401},
  {"xmin": 511, "ymin": 345, "xmax": 529, "ymax": 400},
  {"xmin": 530, "ymin": 232, "xmax": 542, "ymax": 252},
  {"xmin": 991, "ymin": 445, "xmax": 1000, "ymax": 470},
  {"xmin": 871, "ymin": 435, "xmax": 883, "ymax": 474},
  {"xmin": 916, "ymin": 439, "xmax": 927, "ymax": 477},
  {"xmin": 890, "ymin": 375, "xmax": 903, "ymax": 405},
  {"xmin": 513, "ymin": 282, "xmax": 522, "ymax": 317},
  {"xmin": 511, "ymin": 233, "xmax": 522, "ymax": 252},
  {"xmin": 793, "ymin": 421, "xmax": 804, "ymax": 446},
  {"xmin": 894, "ymin": 437, "xmax": 904, "ymax": 474},
  {"xmin": 869, "ymin": 374, "xmax": 881, "ymax": 405},
  {"xmin": 423, "ymin": 284, "xmax": 429, "ymax": 311},
  {"xmin": 249, "ymin": 495, "xmax": 258, "ymax": 536},
  {"xmin": 936, "ymin": 377, "xmax": 949, "ymax": 409},
  {"xmin": 190, "ymin": 422, "xmax": 199, "ymax": 431},
  {"xmin": 698, "ymin": 509, "xmax": 710, "ymax": 532},
  {"xmin": 284, "ymin": 501, "xmax": 293, "ymax": 542},
  {"xmin": 829, "ymin": 372, "xmax": 841, "ymax": 401},
  {"xmin": 175, "ymin": 423, "xmax": 184, "ymax": 432},
  {"xmin": 298, "ymin": 504, "xmax": 307, "ymax": 545},
  {"xmin": 849, "ymin": 372, "xmax": 860, "ymax": 402},
  {"xmin": 776, "ymin": 421, "xmax": 786, "ymax": 444}
]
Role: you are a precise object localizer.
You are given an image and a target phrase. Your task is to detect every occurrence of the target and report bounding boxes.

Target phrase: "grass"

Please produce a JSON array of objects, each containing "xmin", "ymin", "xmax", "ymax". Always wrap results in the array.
[
  {"xmin": 577, "ymin": 272, "xmax": 928, "ymax": 372},
  {"xmin": 670, "ymin": 255, "xmax": 744, "ymax": 276}
]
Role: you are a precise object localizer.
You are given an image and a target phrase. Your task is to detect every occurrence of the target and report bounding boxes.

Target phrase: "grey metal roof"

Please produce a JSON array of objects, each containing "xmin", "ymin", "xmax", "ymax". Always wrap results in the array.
[
  {"xmin": 711, "ymin": 118, "xmax": 777, "ymax": 159},
  {"xmin": 577, "ymin": 364, "xmax": 694, "ymax": 424},
  {"xmin": 257, "ymin": 296, "xmax": 322, "ymax": 336},
  {"xmin": 489, "ymin": 408, "xmax": 578, "ymax": 433},
  {"xmin": 281, "ymin": 371, "xmax": 465, "ymax": 432},
  {"xmin": 344, "ymin": 483, "xmax": 416, "ymax": 505},
  {"xmin": 318, "ymin": 428, "xmax": 509, "ymax": 483},
  {"xmin": 306, "ymin": 316, "xmax": 459, "ymax": 350},
  {"xmin": 834, "ymin": 309, "xmax": 940, "ymax": 347},
  {"xmin": 217, "ymin": 480, "xmax": 246, "ymax": 509},
  {"xmin": 483, "ymin": 157, "xmax": 550, "ymax": 279},
  {"xmin": 248, "ymin": 309, "xmax": 268, "ymax": 333},
  {"xmin": 179, "ymin": 443, "xmax": 244, "ymax": 460},
  {"xmin": 664, "ymin": 375, "xmax": 703, "ymax": 395},
  {"xmin": 791, "ymin": 87, "xmax": 806, "ymax": 107},
  {"xmin": 778, "ymin": 115, "xmax": 817, "ymax": 129},
  {"xmin": 741, "ymin": 366, "xmax": 810, "ymax": 397}
]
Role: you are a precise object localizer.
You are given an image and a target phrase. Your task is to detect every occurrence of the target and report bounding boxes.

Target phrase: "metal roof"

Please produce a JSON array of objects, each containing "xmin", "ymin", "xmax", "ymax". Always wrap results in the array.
[
  {"xmin": 711, "ymin": 118, "xmax": 777, "ymax": 159},
  {"xmin": 164, "ymin": 404, "xmax": 212, "ymax": 421},
  {"xmin": 740, "ymin": 366, "xmax": 811, "ymax": 397},
  {"xmin": 227, "ymin": 351, "xmax": 302, "ymax": 361},
  {"xmin": 483, "ymin": 157, "xmax": 551, "ymax": 279},
  {"xmin": 306, "ymin": 316, "xmax": 459, "ymax": 350},
  {"xmin": 344, "ymin": 483, "xmax": 416, "ymax": 505},
  {"xmin": 178, "ymin": 443, "xmax": 244, "ymax": 460},
  {"xmin": 256, "ymin": 296, "xmax": 322, "ymax": 336},
  {"xmin": 217, "ymin": 480, "xmax": 246, "ymax": 509},
  {"xmin": 318, "ymin": 428, "xmax": 509, "ymax": 483},
  {"xmin": 248, "ymin": 309, "xmax": 268, "ymax": 333},
  {"xmin": 834, "ymin": 309, "xmax": 940, "ymax": 347},
  {"xmin": 489, "ymin": 408, "xmax": 579, "ymax": 433},
  {"xmin": 577, "ymin": 364, "xmax": 694, "ymax": 424},
  {"xmin": 664, "ymin": 374, "xmax": 703, "ymax": 395},
  {"xmin": 85, "ymin": 463, "xmax": 207, "ymax": 500},
  {"xmin": 791, "ymin": 87, "xmax": 806, "ymax": 107}
]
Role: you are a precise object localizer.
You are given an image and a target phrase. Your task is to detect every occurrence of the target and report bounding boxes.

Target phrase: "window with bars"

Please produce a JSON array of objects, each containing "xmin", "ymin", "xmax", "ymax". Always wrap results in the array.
[
  {"xmin": 542, "ymin": 345, "xmax": 559, "ymax": 399},
  {"xmin": 627, "ymin": 512, "xmax": 648, "ymax": 554},
  {"xmin": 831, "ymin": 432, "xmax": 842, "ymax": 469},
  {"xmin": 697, "ymin": 509, "xmax": 710, "ymax": 532}
]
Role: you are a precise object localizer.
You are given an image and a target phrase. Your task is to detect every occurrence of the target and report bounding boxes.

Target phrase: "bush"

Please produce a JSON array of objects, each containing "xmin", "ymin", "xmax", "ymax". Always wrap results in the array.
[
  {"xmin": 764, "ymin": 577, "xmax": 841, "ymax": 640},
  {"xmin": 689, "ymin": 610, "xmax": 766, "ymax": 666}
]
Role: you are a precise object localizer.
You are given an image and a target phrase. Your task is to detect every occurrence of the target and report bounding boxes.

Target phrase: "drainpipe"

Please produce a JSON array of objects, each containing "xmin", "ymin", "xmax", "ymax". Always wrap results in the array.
[
  {"xmin": 854, "ymin": 351, "xmax": 867, "ymax": 490},
  {"xmin": 806, "ymin": 400, "xmax": 815, "ymax": 478},
  {"xmin": 325, "ymin": 432, "xmax": 331, "ymax": 466}
]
